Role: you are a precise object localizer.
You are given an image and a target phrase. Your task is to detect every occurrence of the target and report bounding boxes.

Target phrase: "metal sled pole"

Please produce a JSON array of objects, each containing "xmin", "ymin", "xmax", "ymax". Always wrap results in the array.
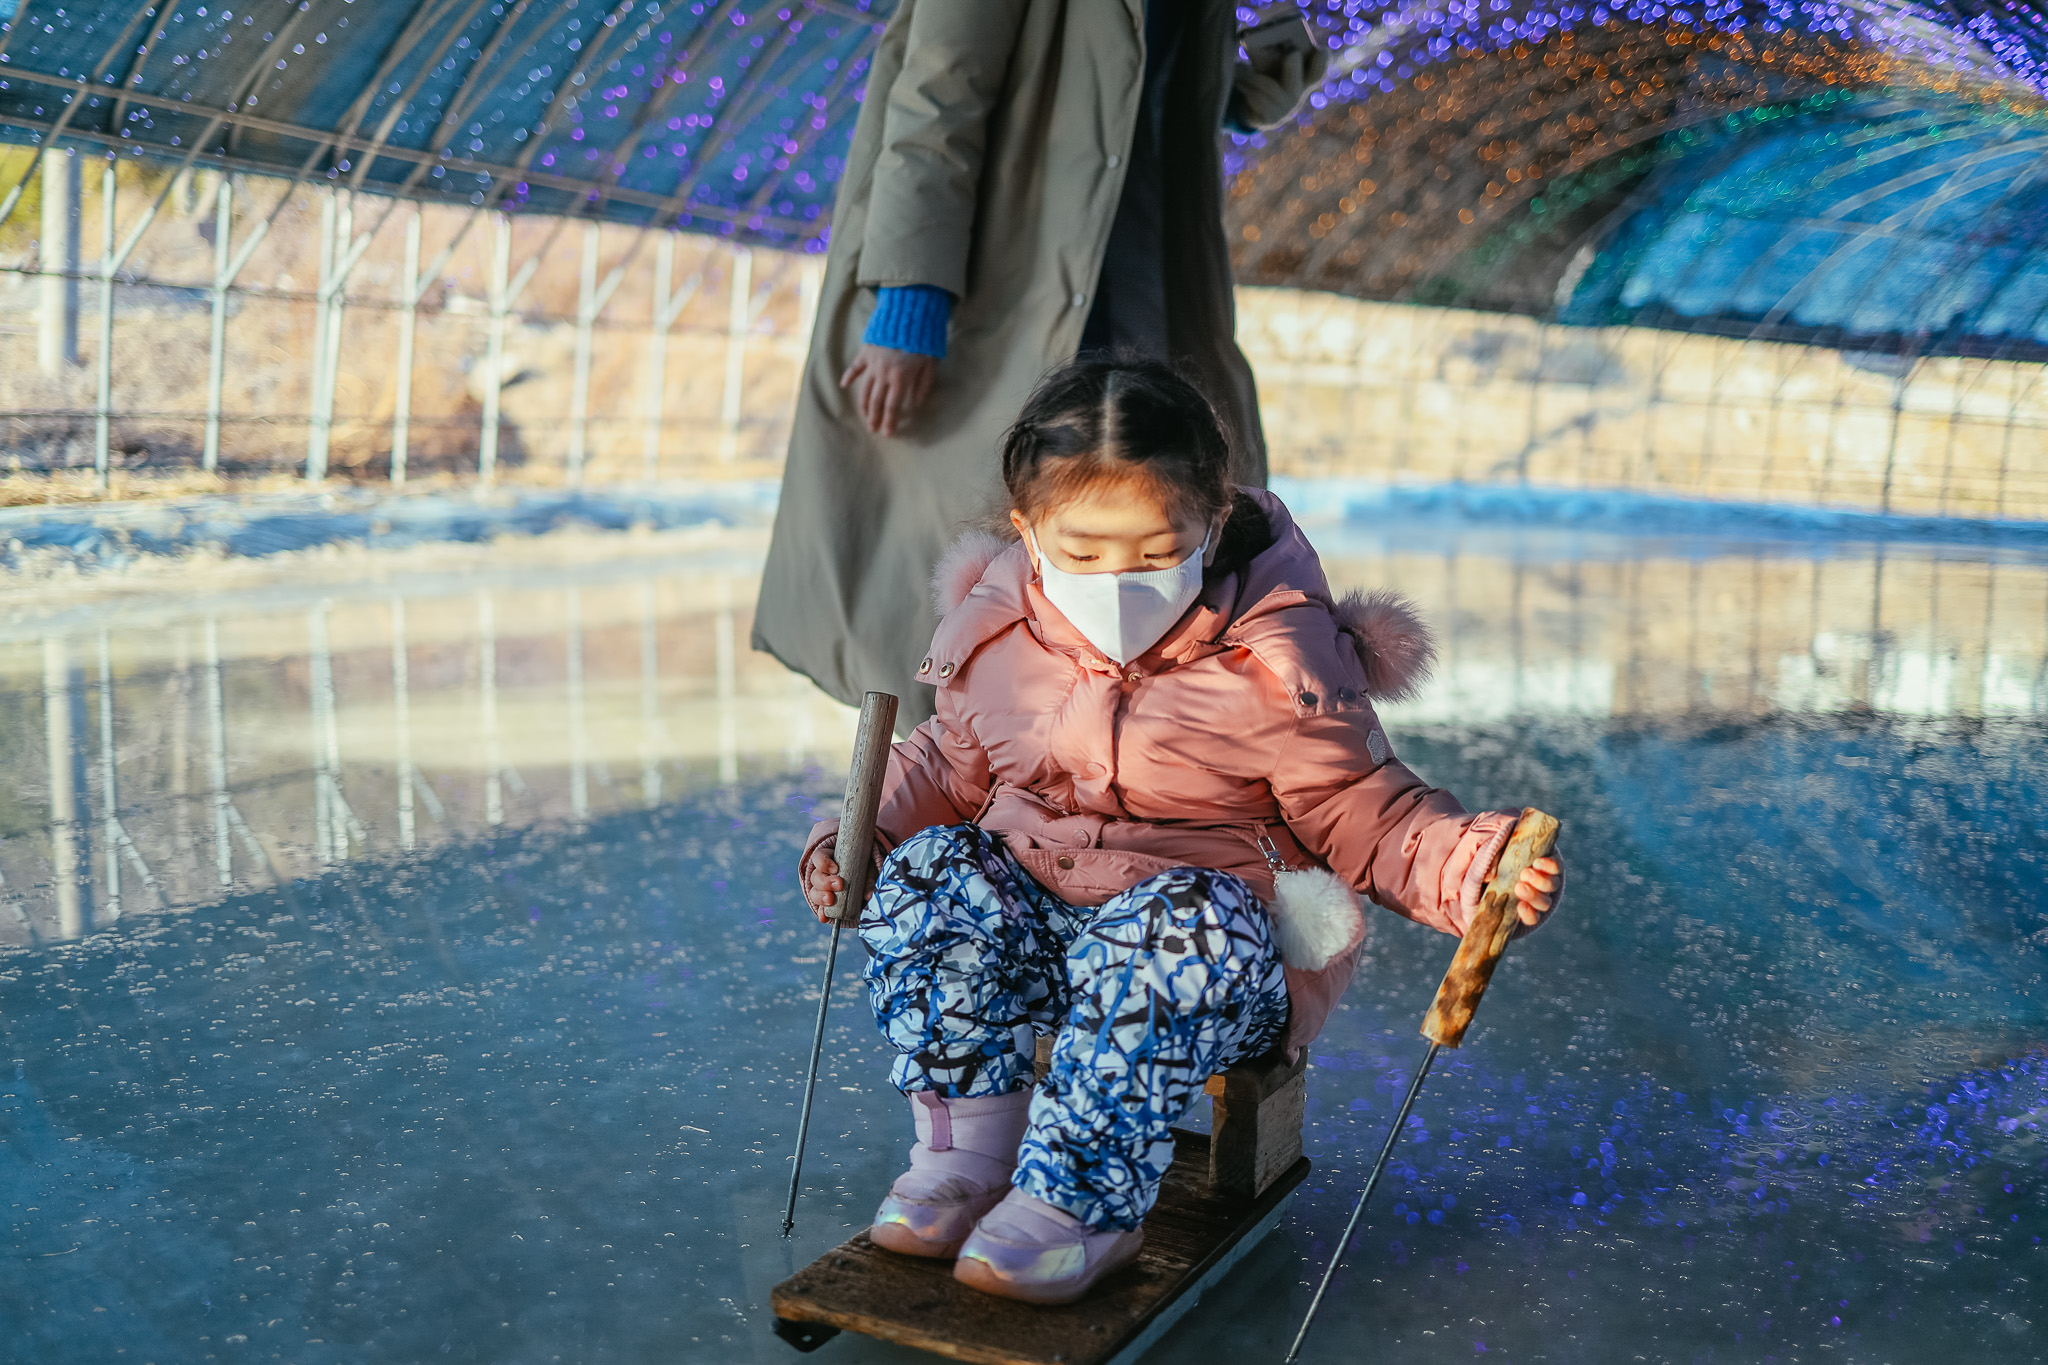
[
  {"xmin": 782, "ymin": 691, "xmax": 898, "ymax": 1238},
  {"xmin": 1283, "ymin": 808, "xmax": 1560, "ymax": 1363}
]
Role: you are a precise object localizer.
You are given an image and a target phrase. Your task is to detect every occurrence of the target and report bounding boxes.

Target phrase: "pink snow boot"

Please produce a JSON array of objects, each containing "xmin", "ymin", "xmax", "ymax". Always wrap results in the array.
[
  {"xmin": 869, "ymin": 1089, "xmax": 1032, "ymax": 1259},
  {"xmin": 952, "ymin": 1188, "xmax": 1145, "ymax": 1304}
]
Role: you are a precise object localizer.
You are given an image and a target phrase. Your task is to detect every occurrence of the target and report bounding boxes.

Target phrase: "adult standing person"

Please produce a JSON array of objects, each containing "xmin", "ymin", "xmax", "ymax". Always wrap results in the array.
[{"xmin": 754, "ymin": 0, "xmax": 1327, "ymax": 729}]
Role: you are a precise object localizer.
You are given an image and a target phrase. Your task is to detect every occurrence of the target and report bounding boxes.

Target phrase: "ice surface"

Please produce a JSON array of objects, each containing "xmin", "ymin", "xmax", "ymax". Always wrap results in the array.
[{"xmin": 0, "ymin": 512, "xmax": 2042, "ymax": 1363}]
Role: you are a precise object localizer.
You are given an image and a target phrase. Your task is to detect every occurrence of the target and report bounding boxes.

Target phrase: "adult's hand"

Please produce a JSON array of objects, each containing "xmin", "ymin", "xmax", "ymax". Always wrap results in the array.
[{"xmin": 840, "ymin": 343, "xmax": 938, "ymax": 437}]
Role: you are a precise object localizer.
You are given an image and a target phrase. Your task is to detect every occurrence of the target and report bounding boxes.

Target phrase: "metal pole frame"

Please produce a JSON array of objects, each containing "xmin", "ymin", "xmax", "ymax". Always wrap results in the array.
[
  {"xmin": 568, "ymin": 585, "xmax": 588, "ymax": 821},
  {"xmin": 91, "ymin": 631, "xmax": 163, "ymax": 918},
  {"xmin": 391, "ymin": 205, "xmax": 422, "ymax": 485},
  {"xmin": 305, "ymin": 188, "xmax": 339, "ymax": 483},
  {"xmin": 206, "ymin": 615, "xmax": 233, "ymax": 886},
  {"xmin": 0, "ymin": 0, "xmax": 331, "ymax": 238},
  {"xmin": 0, "ymin": 0, "xmax": 172, "ymax": 230},
  {"xmin": 89, "ymin": 143, "xmax": 214, "ymax": 488},
  {"xmin": 567, "ymin": 223, "xmax": 657, "ymax": 484},
  {"xmin": 37, "ymin": 146, "xmax": 80, "ymax": 376},
  {"xmin": 202, "ymin": 173, "xmax": 326, "ymax": 474},
  {"xmin": 203, "ymin": 174, "xmax": 233, "ymax": 471},
  {"xmin": 343, "ymin": 0, "xmax": 505, "ymax": 193},
  {"xmin": 337, "ymin": 0, "xmax": 665, "ymax": 358},
  {"xmin": 715, "ymin": 574, "xmax": 738, "ymax": 786},
  {"xmin": 643, "ymin": 232, "xmax": 704, "ymax": 480},
  {"xmin": 96, "ymin": 630, "xmax": 121, "ymax": 920},
  {"xmin": 644, "ymin": 233, "xmax": 674, "ymax": 480},
  {"xmin": 110, "ymin": 0, "xmax": 194, "ymax": 134},
  {"xmin": 478, "ymin": 211, "xmax": 512, "ymax": 487},
  {"xmin": 324, "ymin": 193, "xmax": 357, "ymax": 475},
  {"xmin": 0, "ymin": 0, "xmax": 38, "ymax": 65},
  {"xmin": 718, "ymin": 246, "xmax": 754, "ymax": 463},
  {"xmin": 640, "ymin": 578, "xmax": 662, "ymax": 807},
  {"xmin": 568, "ymin": 221, "xmax": 601, "ymax": 484},
  {"xmin": 392, "ymin": 597, "xmax": 416, "ymax": 850},
  {"xmin": 480, "ymin": 590, "xmax": 503, "ymax": 827},
  {"xmin": 311, "ymin": 605, "xmax": 333, "ymax": 865},
  {"xmin": 0, "ymin": 88, "xmax": 823, "ymax": 241},
  {"xmin": 43, "ymin": 636, "xmax": 86, "ymax": 939},
  {"xmin": 93, "ymin": 161, "xmax": 115, "ymax": 490},
  {"xmin": 306, "ymin": 188, "xmax": 362, "ymax": 484},
  {"xmin": 647, "ymin": 235, "xmax": 696, "ymax": 485},
  {"xmin": 308, "ymin": 603, "xmax": 364, "ymax": 863}
]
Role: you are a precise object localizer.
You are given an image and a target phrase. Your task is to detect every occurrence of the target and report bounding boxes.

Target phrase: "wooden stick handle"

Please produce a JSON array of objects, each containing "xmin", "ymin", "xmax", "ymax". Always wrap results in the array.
[
  {"xmin": 828, "ymin": 692, "xmax": 898, "ymax": 928},
  {"xmin": 1419, "ymin": 807, "xmax": 1560, "ymax": 1048}
]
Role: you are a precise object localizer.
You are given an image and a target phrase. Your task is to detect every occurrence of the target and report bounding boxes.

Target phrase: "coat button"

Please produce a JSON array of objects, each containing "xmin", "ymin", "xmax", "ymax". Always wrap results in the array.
[
  {"xmin": 1056, "ymin": 855, "xmax": 1076, "ymax": 870},
  {"xmin": 918, "ymin": 657, "xmax": 933, "ymax": 675},
  {"xmin": 1107, "ymin": 153, "xmax": 1121, "ymax": 169},
  {"xmin": 1071, "ymin": 292, "xmax": 1087, "ymax": 308},
  {"xmin": 1299, "ymin": 691, "xmax": 1319, "ymax": 707},
  {"xmin": 938, "ymin": 662, "xmax": 955, "ymax": 679},
  {"xmin": 1337, "ymin": 686, "xmax": 1356, "ymax": 702}
]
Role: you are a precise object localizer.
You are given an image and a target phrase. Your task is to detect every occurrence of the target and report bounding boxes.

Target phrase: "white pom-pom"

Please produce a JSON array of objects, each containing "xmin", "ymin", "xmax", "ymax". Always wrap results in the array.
[{"xmin": 1269, "ymin": 867, "xmax": 1366, "ymax": 971}]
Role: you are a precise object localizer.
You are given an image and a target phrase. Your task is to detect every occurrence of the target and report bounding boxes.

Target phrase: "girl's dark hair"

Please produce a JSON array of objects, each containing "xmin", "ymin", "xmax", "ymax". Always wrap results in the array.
[{"xmin": 998, "ymin": 355, "xmax": 1235, "ymax": 527}]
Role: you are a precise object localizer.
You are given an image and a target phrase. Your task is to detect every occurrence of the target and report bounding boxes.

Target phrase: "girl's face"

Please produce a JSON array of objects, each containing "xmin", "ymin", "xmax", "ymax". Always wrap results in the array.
[{"xmin": 1011, "ymin": 480, "xmax": 1222, "ymax": 576}]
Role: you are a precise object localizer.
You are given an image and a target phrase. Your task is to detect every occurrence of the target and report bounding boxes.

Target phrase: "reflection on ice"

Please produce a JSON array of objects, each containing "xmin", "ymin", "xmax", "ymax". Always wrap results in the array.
[
  {"xmin": 1, "ymin": 549, "xmax": 857, "ymax": 944},
  {"xmin": 5, "ymin": 526, "xmax": 2046, "ymax": 940},
  {"xmin": 1329, "ymin": 545, "xmax": 2048, "ymax": 725}
]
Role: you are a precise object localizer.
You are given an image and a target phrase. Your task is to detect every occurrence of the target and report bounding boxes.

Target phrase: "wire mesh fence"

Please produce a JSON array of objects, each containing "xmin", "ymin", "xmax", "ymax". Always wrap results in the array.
[
  {"xmin": 0, "ymin": 154, "xmax": 817, "ymax": 501},
  {"xmin": 4, "ymin": 152, "xmax": 2047, "ymax": 521},
  {"xmin": 1240, "ymin": 290, "xmax": 2048, "ymax": 521}
]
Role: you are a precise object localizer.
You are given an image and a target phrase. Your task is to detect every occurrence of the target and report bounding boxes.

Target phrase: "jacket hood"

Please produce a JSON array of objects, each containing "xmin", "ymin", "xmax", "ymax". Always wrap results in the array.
[{"xmin": 925, "ymin": 491, "xmax": 1436, "ymax": 702}]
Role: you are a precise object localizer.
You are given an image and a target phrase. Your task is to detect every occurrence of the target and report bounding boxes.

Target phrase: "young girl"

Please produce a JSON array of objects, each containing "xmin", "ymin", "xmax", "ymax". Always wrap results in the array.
[{"xmin": 799, "ymin": 357, "xmax": 1562, "ymax": 1306}]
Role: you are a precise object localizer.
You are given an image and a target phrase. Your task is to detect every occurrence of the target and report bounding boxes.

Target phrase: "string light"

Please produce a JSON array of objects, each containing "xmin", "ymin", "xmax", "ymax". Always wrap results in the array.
[{"xmin": 1227, "ymin": 1, "xmax": 2048, "ymax": 351}]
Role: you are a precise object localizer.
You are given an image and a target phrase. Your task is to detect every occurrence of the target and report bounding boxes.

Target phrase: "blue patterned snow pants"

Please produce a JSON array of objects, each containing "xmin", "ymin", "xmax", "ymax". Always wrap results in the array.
[{"xmin": 860, "ymin": 824, "xmax": 1290, "ymax": 1232}]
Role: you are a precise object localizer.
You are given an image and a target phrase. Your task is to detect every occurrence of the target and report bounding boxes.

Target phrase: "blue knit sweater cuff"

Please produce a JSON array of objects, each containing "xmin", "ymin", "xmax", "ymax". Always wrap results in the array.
[{"xmin": 863, "ymin": 284, "xmax": 953, "ymax": 359}]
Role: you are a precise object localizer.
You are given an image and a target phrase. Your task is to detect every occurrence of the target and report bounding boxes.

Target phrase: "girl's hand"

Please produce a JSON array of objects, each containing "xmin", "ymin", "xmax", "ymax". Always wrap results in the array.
[
  {"xmin": 840, "ymin": 344, "xmax": 938, "ymax": 437},
  {"xmin": 804, "ymin": 851, "xmax": 847, "ymax": 923},
  {"xmin": 1512, "ymin": 855, "xmax": 1563, "ymax": 928}
]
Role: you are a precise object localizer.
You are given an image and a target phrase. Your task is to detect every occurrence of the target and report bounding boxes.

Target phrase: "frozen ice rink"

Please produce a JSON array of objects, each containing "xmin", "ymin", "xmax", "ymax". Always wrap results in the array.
[{"xmin": 0, "ymin": 495, "xmax": 2043, "ymax": 1362}]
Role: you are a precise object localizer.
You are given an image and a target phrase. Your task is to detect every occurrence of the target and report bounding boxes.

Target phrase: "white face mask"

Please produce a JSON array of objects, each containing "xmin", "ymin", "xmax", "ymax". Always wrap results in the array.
[{"xmin": 1025, "ymin": 527, "xmax": 1209, "ymax": 664}]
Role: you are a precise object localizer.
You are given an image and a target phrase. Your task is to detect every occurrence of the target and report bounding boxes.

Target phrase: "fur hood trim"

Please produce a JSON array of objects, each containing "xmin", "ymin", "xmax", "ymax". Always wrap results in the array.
[
  {"xmin": 1332, "ymin": 588, "xmax": 1437, "ymax": 704},
  {"xmin": 931, "ymin": 529, "xmax": 1011, "ymax": 619}
]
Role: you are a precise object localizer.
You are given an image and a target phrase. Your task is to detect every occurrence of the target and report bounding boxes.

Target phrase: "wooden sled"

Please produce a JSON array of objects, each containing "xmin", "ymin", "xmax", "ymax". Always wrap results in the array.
[{"xmin": 772, "ymin": 1044, "xmax": 1310, "ymax": 1365}]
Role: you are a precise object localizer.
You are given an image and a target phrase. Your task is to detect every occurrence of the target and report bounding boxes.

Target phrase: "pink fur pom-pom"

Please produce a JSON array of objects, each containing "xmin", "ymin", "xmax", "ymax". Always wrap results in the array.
[
  {"xmin": 1331, "ymin": 588, "xmax": 1437, "ymax": 703},
  {"xmin": 929, "ymin": 529, "xmax": 1010, "ymax": 618}
]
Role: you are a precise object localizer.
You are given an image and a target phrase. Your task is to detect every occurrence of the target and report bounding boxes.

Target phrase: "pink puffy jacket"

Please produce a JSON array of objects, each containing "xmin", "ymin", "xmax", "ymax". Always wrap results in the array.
[{"xmin": 802, "ymin": 489, "xmax": 1525, "ymax": 1053}]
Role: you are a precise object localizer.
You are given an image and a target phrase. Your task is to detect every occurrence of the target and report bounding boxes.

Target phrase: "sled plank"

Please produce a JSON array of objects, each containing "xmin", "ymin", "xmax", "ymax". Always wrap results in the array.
[{"xmin": 771, "ymin": 1131, "xmax": 1307, "ymax": 1365}]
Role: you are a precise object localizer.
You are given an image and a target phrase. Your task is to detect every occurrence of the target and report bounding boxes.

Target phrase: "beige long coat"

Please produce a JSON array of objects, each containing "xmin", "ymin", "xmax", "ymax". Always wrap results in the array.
[{"xmin": 754, "ymin": 0, "xmax": 1306, "ymax": 729}]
